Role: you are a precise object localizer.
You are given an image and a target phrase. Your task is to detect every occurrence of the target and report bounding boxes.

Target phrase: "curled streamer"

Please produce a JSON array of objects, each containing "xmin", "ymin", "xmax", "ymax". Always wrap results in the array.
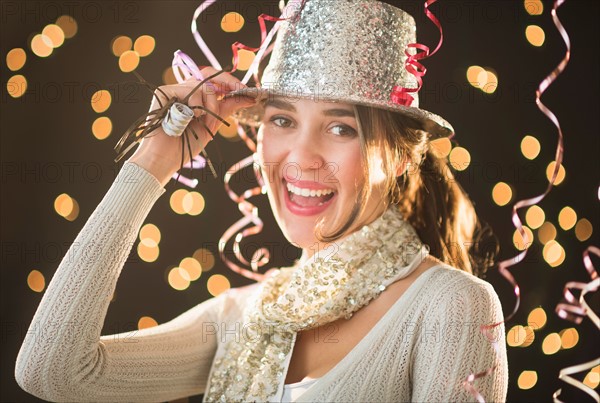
[
  {"xmin": 553, "ymin": 246, "xmax": 600, "ymax": 402},
  {"xmin": 463, "ymin": 0, "xmax": 573, "ymax": 401},
  {"xmin": 181, "ymin": 0, "xmax": 301, "ymax": 280},
  {"xmin": 390, "ymin": 0, "xmax": 443, "ymax": 110}
]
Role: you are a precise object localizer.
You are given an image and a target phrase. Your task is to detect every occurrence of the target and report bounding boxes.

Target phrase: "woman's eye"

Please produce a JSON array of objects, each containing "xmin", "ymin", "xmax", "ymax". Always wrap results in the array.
[
  {"xmin": 330, "ymin": 124, "xmax": 357, "ymax": 137},
  {"xmin": 270, "ymin": 116, "xmax": 293, "ymax": 128}
]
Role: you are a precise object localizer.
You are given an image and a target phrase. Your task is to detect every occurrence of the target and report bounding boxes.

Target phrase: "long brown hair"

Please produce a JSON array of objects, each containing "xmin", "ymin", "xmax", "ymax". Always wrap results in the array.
[{"xmin": 316, "ymin": 105, "xmax": 498, "ymax": 277}]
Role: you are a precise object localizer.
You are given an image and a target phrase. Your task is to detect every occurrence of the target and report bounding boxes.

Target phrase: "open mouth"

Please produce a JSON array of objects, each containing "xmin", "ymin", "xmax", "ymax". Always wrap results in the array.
[{"xmin": 284, "ymin": 179, "xmax": 336, "ymax": 208}]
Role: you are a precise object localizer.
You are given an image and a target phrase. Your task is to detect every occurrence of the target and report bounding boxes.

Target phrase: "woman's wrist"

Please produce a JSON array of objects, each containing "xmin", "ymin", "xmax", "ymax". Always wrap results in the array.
[{"xmin": 126, "ymin": 153, "xmax": 177, "ymax": 187}]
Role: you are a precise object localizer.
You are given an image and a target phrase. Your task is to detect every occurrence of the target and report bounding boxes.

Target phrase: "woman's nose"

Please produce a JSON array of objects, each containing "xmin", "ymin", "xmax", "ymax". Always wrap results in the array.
[{"xmin": 286, "ymin": 129, "xmax": 326, "ymax": 171}]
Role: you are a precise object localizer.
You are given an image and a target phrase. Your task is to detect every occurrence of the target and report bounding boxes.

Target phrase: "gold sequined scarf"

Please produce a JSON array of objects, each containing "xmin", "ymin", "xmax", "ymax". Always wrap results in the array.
[{"xmin": 204, "ymin": 207, "xmax": 429, "ymax": 402}]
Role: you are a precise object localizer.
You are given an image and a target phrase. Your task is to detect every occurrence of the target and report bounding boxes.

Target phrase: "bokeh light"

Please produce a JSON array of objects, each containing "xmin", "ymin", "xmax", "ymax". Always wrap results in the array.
[
  {"xmin": 521, "ymin": 135, "xmax": 541, "ymax": 160},
  {"xmin": 55, "ymin": 15, "xmax": 77, "ymax": 39},
  {"xmin": 521, "ymin": 326, "xmax": 535, "ymax": 347},
  {"xmin": 54, "ymin": 193, "xmax": 79, "ymax": 221},
  {"xmin": 140, "ymin": 223, "xmax": 161, "ymax": 245},
  {"xmin": 466, "ymin": 65, "xmax": 486, "ymax": 88},
  {"xmin": 526, "ymin": 25, "xmax": 545, "ymax": 47},
  {"xmin": 207, "ymin": 274, "xmax": 230, "ymax": 296},
  {"xmin": 138, "ymin": 316, "xmax": 158, "ymax": 330},
  {"xmin": 193, "ymin": 248, "xmax": 215, "ymax": 272},
  {"xmin": 168, "ymin": 267, "xmax": 191, "ymax": 291},
  {"xmin": 7, "ymin": 74, "xmax": 27, "ymax": 98},
  {"xmin": 92, "ymin": 117, "xmax": 113, "ymax": 140},
  {"xmin": 575, "ymin": 218, "xmax": 593, "ymax": 242},
  {"xmin": 219, "ymin": 117, "xmax": 239, "ymax": 139},
  {"xmin": 537, "ymin": 222, "xmax": 557, "ymax": 245},
  {"xmin": 524, "ymin": 0, "xmax": 544, "ymax": 15},
  {"xmin": 31, "ymin": 34, "xmax": 53, "ymax": 57},
  {"xmin": 492, "ymin": 182, "xmax": 513, "ymax": 206},
  {"xmin": 525, "ymin": 205, "xmax": 545, "ymax": 229},
  {"xmin": 180, "ymin": 257, "xmax": 202, "ymax": 281},
  {"xmin": 221, "ymin": 12, "xmax": 245, "ymax": 32},
  {"xmin": 559, "ymin": 328, "xmax": 579, "ymax": 349},
  {"xmin": 542, "ymin": 333, "xmax": 561, "ymax": 355},
  {"xmin": 507, "ymin": 325, "xmax": 527, "ymax": 347},
  {"xmin": 528, "ymin": 307, "xmax": 547, "ymax": 330},
  {"xmin": 27, "ymin": 270, "xmax": 45, "ymax": 293},
  {"xmin": 134, "ymin": 35, "xmax": 155, "ymax": 57},
  {"xmin": 558, "ymin": 206, "xmax": 577, "ymax": 230},
  {"xmin": 162, "ymin": 66, "xmax": 177, "ymax": 85},
  {"xmin": 546, "ymin": 161, "xmax": 565, "ymax": 185},
  {"xmin": 183, "ymin": 191, "xmax": 205, "ymax": 216},
  {"xmin": 518, "ymin": 371, "xmax": 538, "ymax": 390},
  {"xmin": 513, "ymin": 226, "xmax": 534, "ymax": 250},
  {"xmin": 583, "ymin": 365, "xmax": 600, "ymax": 390},
  {"xmin": 137, "ymin": 242, "xmax": 159, "ymax": 262},
  {"xmin": 170, "ymin": 189, "xmax": 189, "ymax": 215},
  {"xmin": 42, "ymin": 24, "xmax": 65, "ymax": 48},
  {"xmin": 430, "ymin": 137, "xmax": 452, "ymax": 158},
  {"xmin": 234, "ymin": 49, "xmax": 256, "ymax": 71},
  {"xmin": 112, "ymin": 35, "xmax": 132, "ymax": 57},
  {"xmin": 6, "ymin": 48, "xmax": 26, "ymax": 71},
  {"xmin": 543, "ymin": 240, "xmax": 565, "ymax": 267},
  {"xmin": 90, "ymin": 89, "xmax": 112, "ymax": 113},
  {"xmin": 119, "ymin": 50, "xmax": 140, "ymax": 72},
  {"xmin": 449, "ymin": 147, "xmax": 471, "ymax": 171},
  {"xmin": 481, "ymin": 70, "xmax": 498, "ymax": 94}
]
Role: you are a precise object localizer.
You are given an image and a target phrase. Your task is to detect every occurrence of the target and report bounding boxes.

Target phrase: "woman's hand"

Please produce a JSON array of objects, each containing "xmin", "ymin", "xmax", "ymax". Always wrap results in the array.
[{"xmin": 127, "ymin": 67, "xmax": 256, "ymax": 186}]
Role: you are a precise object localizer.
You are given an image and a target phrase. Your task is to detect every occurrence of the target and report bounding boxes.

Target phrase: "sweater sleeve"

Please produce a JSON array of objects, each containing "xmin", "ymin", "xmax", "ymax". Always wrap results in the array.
[
  {"xmin": 411, "ymin": 277, "xmax": 509, "ymax": 403},
  {"xmin": 15, "ymin": 161, "xmax": 222, "ymax": 402}
]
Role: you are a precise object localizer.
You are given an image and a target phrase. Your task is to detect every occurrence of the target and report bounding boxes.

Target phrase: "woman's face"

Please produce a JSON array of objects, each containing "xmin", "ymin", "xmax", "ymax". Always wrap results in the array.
[{"xmin": 256, "ymin": 97, "xmax": 390, "ymax": 254}]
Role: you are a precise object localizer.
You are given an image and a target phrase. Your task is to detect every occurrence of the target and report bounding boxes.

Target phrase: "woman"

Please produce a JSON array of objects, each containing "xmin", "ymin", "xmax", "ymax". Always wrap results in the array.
[{"xmin": 15, "ymin": 0, "xmax": 508, "ymax": 401}]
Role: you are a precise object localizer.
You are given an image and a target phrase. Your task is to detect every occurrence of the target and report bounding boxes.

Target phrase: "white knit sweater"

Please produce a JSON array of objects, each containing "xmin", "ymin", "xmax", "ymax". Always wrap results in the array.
[{"xmin": 15, "ymin": 161, "xmax": 509, "ymax": 402}]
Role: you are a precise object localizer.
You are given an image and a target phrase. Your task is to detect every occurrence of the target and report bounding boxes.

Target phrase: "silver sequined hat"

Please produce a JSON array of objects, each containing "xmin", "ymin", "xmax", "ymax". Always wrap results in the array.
[{"xmin": 230, "ymin": 0, "xmax": 454, "ymax": 138}]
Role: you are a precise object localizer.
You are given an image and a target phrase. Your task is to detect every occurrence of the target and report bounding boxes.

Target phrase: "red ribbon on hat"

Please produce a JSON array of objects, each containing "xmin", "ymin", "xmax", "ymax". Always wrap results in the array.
[{"xmin": 390, "ymin": 0, "xmax": 443, "ymax": 107}]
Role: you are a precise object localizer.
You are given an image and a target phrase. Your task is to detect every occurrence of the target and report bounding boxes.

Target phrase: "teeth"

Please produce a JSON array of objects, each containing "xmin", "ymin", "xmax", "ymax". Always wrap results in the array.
[{"xmin": 286, "ymin": 182, "xmax": 334, "ymax": 197}]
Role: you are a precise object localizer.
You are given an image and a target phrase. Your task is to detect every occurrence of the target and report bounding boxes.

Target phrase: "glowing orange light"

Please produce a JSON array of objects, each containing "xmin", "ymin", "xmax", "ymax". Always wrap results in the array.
[
  {"xmin": 6, "ymin": 48, "xmax": 26, "ymax": 71},
  {"xmin": 492, "ymin": 182, "xmax": 512, "ymax": 206},
  {"xmin": 7, "ymin": 74, "xmax": 27, "ymax": 98},
  {"xmin": 112, "ymin": 36, "xmax": 132, "ymax": 57},
  {"xmin": 92, "ymin": 117, "xmax": 112, "ymax": 140},
  {"xmin": 119, "ymin": 50, "xmax": 140, "ymax": 72},
  {"xmin": 56, "ymin": 15, "xmax": 78, "ymax": 38},
  {"xmin": 518, "ymin": 371, "xmax": 538, "ymax": 390},
  {"xmin": 448, "ymin": 147, "xmax": 471, "ymax": 171},
  {"xmin": 193, "ymin": 248, "xmax": 215, "ymax": 271},
  {"xmin": 221, "ymin": 12, "xmax": 245, "ymax": 32},
  {"xmin": 138, "ymin": 316, "xmax": 158, "ymax": 330},
  {"xmin": 27, "ymin": 270, "xmax": 46, "ymax": 293},
  {"xmin": 90, "ymin": 89, "xmax": 112, "ymax": 113},
  {"xmin": 134, "ymin": 35, "xmax": 155, "ymax": 57},
  {"xmin": 42, "ymin": 24, "xmax": 65, "ymax": 48},
  {"xmin": 207, "ymin": 274, "xmax": 230, "ymax": 296}
]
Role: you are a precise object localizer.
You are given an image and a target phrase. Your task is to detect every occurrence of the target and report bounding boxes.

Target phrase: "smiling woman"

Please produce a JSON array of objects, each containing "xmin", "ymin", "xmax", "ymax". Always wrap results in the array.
[{"xmin": 15, "ymin": 0, "xmax": 508, "ymax": 402}]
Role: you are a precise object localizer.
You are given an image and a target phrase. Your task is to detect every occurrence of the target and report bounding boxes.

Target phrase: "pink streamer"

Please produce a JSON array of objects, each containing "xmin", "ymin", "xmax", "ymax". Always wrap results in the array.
[
  {"xmin": 177, "ymin": 0, "xmax": 301, "ymax": 280},
  {"xmin": 553, "ymin": 246, "xmax": 600, "ymax": 402},
  {"xmin": 463, "ymin": 0, "xmax": 574, "ymax": 400},
  {"xmin": 390, "ymin": 0, "xmax": 443, "ymax": 109}
]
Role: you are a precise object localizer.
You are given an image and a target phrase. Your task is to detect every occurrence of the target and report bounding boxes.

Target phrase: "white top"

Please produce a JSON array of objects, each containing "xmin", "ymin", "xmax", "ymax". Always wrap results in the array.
[
  {"xmin": 15, "ymin": 161, "xmax": 509, "ymax": 402},
  {"xmin": 282, "ymin": 378, "xmax": 319, "ymax": 402}
]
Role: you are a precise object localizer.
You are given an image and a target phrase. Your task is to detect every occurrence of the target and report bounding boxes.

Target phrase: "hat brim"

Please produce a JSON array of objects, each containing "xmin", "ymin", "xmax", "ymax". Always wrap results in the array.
[{"xmin": 225, "ymin": 87, "xmax": 454, "ymax": 139}]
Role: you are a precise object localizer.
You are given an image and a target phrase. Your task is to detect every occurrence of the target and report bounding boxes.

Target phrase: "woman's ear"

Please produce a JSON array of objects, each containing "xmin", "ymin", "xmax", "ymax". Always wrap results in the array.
[{"xmin": 395, "ymin": 159, "xmax": 409, "ymax": 177}]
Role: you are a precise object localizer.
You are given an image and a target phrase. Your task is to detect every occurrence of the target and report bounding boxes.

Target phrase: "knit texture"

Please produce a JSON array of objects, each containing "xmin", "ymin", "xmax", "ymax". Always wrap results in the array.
[{"xmin": 15, "ymin": 161, "xmax": 508, "ymax": 402}]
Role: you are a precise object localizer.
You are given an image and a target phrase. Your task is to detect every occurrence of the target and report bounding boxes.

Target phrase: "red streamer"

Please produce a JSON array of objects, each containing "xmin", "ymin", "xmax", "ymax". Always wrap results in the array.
[{"xmin": 390, "ymin": 0, "xmax": 443, "ymax": 108}]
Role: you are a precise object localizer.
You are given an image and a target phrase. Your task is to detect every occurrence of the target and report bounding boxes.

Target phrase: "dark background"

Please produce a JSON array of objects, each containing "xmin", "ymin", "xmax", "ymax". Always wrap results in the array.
[{"xmin": 1, "ymin": 0, "xmax": 599, "ymax": 401}]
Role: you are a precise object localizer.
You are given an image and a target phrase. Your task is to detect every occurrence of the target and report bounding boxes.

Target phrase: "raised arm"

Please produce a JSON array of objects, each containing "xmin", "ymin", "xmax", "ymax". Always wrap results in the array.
[
  {"xmin": 15, "ymin": 161, "xmax": 223, "ymax": 402},
  {"xmin": 411, "ymin": 277, "xmax": 509, "ymax": 402}
]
